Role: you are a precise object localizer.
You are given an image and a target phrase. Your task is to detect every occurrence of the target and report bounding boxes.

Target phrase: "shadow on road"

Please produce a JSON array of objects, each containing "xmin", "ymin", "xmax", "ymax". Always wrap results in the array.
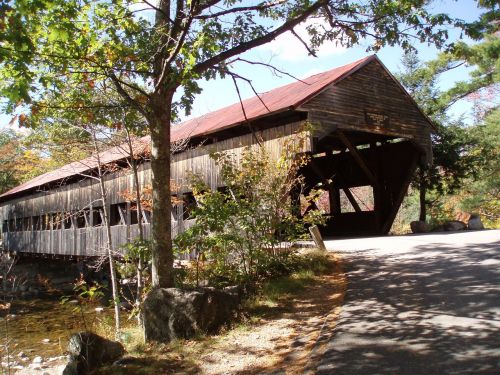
[{"xmin": 317, "ymin": 239, "xmax": 500, "ymax": 375}]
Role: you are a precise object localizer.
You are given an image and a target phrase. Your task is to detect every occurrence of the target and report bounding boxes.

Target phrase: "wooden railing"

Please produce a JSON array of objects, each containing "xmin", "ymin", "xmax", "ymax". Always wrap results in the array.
[{"xmin": 2, "ymin": 219, "xmax": 196, "ymax": 259}]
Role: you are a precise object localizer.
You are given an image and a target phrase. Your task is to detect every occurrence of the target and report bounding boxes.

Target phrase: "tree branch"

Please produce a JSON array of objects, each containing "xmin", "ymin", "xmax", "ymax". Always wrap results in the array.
[
  {"xmin": 194, "ymin": 0, "xmax": 286, "ymax": 20},
  {"xmin": 109, "ymin": 73, "xmax": 149, "ymax": 119},
  {"xmin": 291, "ymin": 28, "xmax": 317, "ymax": 57},
  {"xmin": 229, "ymin": 73, "xmax": 263, "ymax": 147},
  {"xmin": 192, "ymin": 0, "xmax": 328, "ymax": 75},
  {"xmin": 229, "ymin": 57, "xmax": 310, "ymax": 84}
]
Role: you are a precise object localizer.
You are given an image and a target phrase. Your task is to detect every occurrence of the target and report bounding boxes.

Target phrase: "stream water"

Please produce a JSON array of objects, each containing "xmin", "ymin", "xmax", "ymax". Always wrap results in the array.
[{"xmin": 0, "ymin": 293, "xmax": 120, "ymax": 360}]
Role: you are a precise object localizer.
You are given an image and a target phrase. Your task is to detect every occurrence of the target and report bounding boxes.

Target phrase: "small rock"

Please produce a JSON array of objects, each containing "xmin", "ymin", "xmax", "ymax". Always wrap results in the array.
[
  {"xmin": 95, "ymin": 307, "xmax": 104, "ymax": 313},
  {"xmin": 443, "ymin": 220, "xmax": 467, "ymax": 231},
  {"xmin": 33, "ymin": 356, "xmax": 43, "ymax": 364},
  {"xmin": 18, "ymin": 351, "xmax": 27, "ymax": 358},
  {"xmin": 468, "ymin": 214, "xmax": 484, "ymax": 230},
  {"xmin": 410, "ymin": 221, "xmax": 430, "ymax": 234},
  {"xmin": 42, "ymin": 338, "xmax": 51, "ymax": 344},
  {"xmin": 64, "ymin": 331, "xmax": 125, "ymax": 374},
  {"xmin": 432, "ymin": 224, "xmax": 445, "ymax": 232}
]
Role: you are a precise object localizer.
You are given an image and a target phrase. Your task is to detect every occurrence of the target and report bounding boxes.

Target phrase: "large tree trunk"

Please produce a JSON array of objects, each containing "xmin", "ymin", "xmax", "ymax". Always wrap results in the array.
[{"xmin": 148, "ymin": 91, "xmax": 175, "ymax": 288}]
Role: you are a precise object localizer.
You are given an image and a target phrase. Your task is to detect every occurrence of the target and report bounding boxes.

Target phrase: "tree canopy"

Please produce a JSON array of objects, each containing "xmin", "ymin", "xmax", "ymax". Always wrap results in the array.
[
  {"xmin": 396, "ymin": 7, "xmax": 499, "ymax": 223},
  {"xmin": 0, "ymin": 0, "xmax": 488, "ymax": 288}
]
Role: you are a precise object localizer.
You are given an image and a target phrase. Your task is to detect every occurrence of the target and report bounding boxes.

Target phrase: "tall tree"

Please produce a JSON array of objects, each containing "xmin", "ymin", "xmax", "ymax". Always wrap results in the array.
[
  {"xmin": 0, "ymin": 0, "xmax": 471, "ymax": 288},
  {"xmin": 397, "ymin": 10, "xmax": 499, "ymax": 221}
]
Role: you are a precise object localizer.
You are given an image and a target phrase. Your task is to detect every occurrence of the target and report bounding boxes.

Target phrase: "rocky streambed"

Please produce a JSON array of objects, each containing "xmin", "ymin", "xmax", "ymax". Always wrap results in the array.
[{"xmin": 0, "ymin": 293, "xmax": 122, "ymax": 374}]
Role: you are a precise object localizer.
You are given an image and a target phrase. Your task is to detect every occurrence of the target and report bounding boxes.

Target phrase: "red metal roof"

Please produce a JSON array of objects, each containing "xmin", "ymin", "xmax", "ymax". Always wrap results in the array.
[{"xmin": 0, "ymin": 55, "xmax": 375, "ymax": 201}]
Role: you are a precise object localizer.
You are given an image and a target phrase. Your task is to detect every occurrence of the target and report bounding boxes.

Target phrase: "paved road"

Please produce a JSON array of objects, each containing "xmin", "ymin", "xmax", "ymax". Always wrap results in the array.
[{"xmin": 315, "ymin": 230, "xmax": 500, "ymax": 374}]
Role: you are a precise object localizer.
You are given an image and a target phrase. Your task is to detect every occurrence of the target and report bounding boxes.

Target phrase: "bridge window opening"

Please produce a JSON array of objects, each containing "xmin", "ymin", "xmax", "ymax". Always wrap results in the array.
[
  {"xmin": 339, "ymin": 186, "xmax": 374, "ymax": 213},
  {"xmin": 22, "ymin": 217, "xmax": 31, "ymax": 231},
  {"xmin": 142, "ymin": 209, "xmax": 151, "ymax": 224},
  {"xmin": 8, "ymin": 219, "xmax": 14, "ymax": 232},
  {"xmin": 182, "ymin": 192, "xmax": 197, "ymax": 220},
  {"xmin": 32, "ymin": 216, "xmax": 41, "ymax": 230},
  {"xmin": 40, "ymin": 215, "xmax": 48, "ymax": 230},
  {"xmin": 110, "ymin": 203, "xmax": 127, "ymax": 226},
  {"xmin": 15, "ymin": 218, "xmax": 22, "ymax": 231},
  {"xmin": 315, "ymin": 189, "xmax": 331, "ymax": 214},
  {"xmin": 2, "ymin": 220, "xmax": 8, "ymax": 232},
  {"xmin": 92, "ymin": 208, "xmax": 103, "ymax": 227},
  {"xmin": 130, "ymin": 207, "xmax": 139, "ymax": 225},
  {"xmin": 63, "ymin": 213, "xmax": 72, "ymax": 229},
  {"xmin": 52, "ymin": 213, "xmax": 63, "ymax": 230},
  {"xmin": 75, "ymin": 210, "xmax": 88, "ymax": 229}
]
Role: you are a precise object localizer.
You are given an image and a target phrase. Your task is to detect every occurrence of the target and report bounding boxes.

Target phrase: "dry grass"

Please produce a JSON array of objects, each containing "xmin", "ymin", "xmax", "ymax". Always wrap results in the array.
[{"xmin": 94, "ymin": 252, "xmax": 346, "ymax": 375}]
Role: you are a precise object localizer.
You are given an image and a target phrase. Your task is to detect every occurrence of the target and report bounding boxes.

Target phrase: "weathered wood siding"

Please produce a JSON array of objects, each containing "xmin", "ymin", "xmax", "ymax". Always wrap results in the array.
[
  {"xmin": 0, "ymin": 121, "xmax": 309, "ymax": 256},
  {"xmin": 302, "ymin": 60, "xmax": 432, "ymax": 161},
  {"xmin": 171, "ymin": 121, "xmax": 309, "ymax": 190}
]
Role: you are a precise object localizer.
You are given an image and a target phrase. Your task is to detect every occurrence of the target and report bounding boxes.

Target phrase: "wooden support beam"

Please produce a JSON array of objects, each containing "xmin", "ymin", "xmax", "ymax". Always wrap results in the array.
[
  {"xmin": 342, "ymin": 188, "xmax": 362, "ymax": 213},
  {"xmin": 329, "ymin": 185, "xmax": 341, "ymax": 215},
  {"xmin": 337, "ymin": 130, "xmax": 378, "ymax": 188},
  {"xmin": 381, "ymin": 152, "xmax": 419, "ymax": 234},
  {"xmin": 142, "ymin": 209, "xmax": 150, "ymax": 224},
  {"xmin": 118, "ymin": 206, "xmax": 127, "ymax": 225}
]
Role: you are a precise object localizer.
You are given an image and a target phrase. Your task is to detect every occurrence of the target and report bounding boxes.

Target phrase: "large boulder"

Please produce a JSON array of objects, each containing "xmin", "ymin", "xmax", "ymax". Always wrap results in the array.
[
  {"xmin": 443, "ymin": 220, "xmax": 467, "ymax": 232},
  {"xmin": 62, "ymin": 331, "xmax": 124, "ymax": 375},
  {"xmin": 468, "ymin": 214, "xmax": 484, "ymax": 230},
  {"xmin": 410, "ymin": 221, "xmax": 430, "ymax": 234},
  {"xmin": 142, "ymin": 287, "xmax": 241, "ymax": 343}
]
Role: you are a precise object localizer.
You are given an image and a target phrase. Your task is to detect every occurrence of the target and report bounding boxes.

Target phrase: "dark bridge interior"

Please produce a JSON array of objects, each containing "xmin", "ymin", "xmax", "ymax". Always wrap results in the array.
[{"xmin": 299, "ymin": 129, "xmax": 420, "ymax": 237}]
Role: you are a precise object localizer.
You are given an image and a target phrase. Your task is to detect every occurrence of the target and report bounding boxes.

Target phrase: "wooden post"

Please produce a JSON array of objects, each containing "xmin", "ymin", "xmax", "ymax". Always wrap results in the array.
[
  {"xmin": 329, "ymin": 185, "xmax": 341, "ymax": 215},
  {"xmin": 309, "ymin": 225, "xmax": 327, "ymax": 252}
]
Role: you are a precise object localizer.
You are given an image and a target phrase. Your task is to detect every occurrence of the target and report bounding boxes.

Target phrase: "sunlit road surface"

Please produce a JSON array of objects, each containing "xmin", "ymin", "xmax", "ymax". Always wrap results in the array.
[{"xmin": 315, "ymin": 230, "xmax": 500, "ymax": 374}]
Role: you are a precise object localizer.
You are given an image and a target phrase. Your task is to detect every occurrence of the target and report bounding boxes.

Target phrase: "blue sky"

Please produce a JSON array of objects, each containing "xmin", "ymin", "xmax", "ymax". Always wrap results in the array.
[
  {"xmin": 181, "ymin": 0, "xmax": 485, "ymax": 124},
  {"xmin": 0, "ymin": 0, "xmax": 487, "ymax": 130}
]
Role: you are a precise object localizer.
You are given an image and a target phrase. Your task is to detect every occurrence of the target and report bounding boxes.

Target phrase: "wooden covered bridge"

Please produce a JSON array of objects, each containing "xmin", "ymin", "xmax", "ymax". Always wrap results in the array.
[{"xmin": 0, "ymin": 55, "xmax": 433, "ymax": 258}]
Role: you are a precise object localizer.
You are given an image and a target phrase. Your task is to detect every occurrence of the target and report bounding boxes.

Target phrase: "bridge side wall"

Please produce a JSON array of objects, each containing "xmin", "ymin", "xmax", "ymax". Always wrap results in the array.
[{"xmin": 0, "ymin": 121, "xmax": 309, "ymax": 256}]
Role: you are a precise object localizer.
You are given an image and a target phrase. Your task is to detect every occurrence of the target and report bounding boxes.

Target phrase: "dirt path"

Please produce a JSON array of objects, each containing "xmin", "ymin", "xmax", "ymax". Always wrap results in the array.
[
  {"xmin": 93, "ymin": 253, "xmax": 345, "ymax": 375},
  {"xmin": 186, "ymin": 253, "xmax": 346, "ymax": 374}
]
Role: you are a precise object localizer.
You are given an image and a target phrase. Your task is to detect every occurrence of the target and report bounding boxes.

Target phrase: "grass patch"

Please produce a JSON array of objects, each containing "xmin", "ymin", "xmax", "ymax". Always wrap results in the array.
[
  {"xmin": 248, "ymin": 250, "xmax": 331, "ymax": 311},
  {"xmin": 93, "ymin": 250, "xmax": 335, "ymax": 374}
]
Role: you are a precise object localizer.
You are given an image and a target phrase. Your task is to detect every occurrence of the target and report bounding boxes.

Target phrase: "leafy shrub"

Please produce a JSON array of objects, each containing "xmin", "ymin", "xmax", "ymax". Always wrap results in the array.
[{"xmin": 174, "ymin": 130, "xmax": 325, "ymax": 287}]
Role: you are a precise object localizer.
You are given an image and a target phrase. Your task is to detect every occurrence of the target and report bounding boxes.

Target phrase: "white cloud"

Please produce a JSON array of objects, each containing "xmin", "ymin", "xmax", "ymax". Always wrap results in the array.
[{"xmin": 259, "ymin": 19, "xmax": 346, "ymax": 62}]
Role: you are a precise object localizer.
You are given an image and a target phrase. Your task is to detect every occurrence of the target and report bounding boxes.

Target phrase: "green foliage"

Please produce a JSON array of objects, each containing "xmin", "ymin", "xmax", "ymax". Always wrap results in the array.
[
  {"xmin": 246, "ymin": 250, "xmax": 330, "ymax": 307},
  {"xmin": 456, "ymin": 108, "xmax": 500, "ymax": 226},
  {"xmin": 0, "ymin": 128, "xmax": 64, "ymax": 193},
  {"xmin": 118, "ymin": 239, "xmax": 152, "ymax": 280},
  {"xmin": 175, "ymin": 134, "xmax": 325, "ymax": 287},
  {"xmin": 0, "ymin": 0, "xmax": 472, "ymax": 123},
  {"xmin": 0, "ymin": 0, "xmax": 481, "ymax": 289},
  {"xmin": 397, "ymin": 44, "xmax": 499, "ymax": 222}
]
